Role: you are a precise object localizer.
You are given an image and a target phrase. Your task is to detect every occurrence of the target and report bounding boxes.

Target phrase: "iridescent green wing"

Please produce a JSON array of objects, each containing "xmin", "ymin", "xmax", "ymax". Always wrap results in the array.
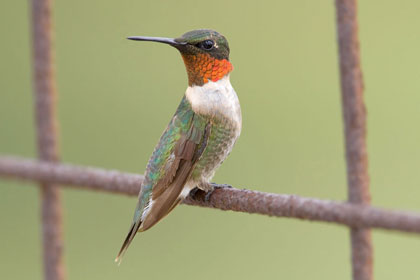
[
  {"xmin": 116, "ymin": 96, "xmax": 209, "ymax": 262},
  {"xmin": 142, "ymin": 99, "xmax": 210, "ymax": 230}
]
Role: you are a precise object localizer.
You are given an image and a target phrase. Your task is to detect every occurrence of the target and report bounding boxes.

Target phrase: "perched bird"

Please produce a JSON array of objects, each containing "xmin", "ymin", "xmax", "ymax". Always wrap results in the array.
[{"xmin": 116, "ymin": 29, "xmax": 241, "ymax": 263}]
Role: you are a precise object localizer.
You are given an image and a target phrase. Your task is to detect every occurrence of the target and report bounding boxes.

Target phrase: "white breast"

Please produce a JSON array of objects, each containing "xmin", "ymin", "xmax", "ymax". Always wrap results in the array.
[{"xmin": 185, "ymin": 75, "xmax": 242, "ymax": 134}]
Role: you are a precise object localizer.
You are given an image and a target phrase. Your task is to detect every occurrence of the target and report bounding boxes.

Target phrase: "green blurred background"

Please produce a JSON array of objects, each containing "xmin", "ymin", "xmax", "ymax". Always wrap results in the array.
[{"xmin": 1, "ymin": 0, "xmax": 420, "ymax": 279}]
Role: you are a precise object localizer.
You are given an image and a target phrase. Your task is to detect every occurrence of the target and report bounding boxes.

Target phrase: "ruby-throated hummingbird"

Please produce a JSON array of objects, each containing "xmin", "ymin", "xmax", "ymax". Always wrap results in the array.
[{"xmin": 116, "ymin": 29, "xmax": 241, "ymax": 263}]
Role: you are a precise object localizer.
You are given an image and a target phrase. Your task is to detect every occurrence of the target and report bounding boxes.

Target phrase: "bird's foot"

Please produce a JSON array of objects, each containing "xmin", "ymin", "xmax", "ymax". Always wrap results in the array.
[
  {"xmin": 189, "ymin": 183, "xmax": 232, "ymax": 202},
  {"xmin": 204, "ymin": 183, "xmax": 232, "ymax": 203},
  {"xmin": 188, "ymin": 182, "xmax": 213, "ymax": 201},
  {"xmin": 188, "ymin": 187, "xmax": 201, "ymax": 198}
]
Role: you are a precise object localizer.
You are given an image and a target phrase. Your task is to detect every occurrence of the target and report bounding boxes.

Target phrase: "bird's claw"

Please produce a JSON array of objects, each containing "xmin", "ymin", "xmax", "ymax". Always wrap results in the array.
[
  {"xmin": 210, "ymin": 183, "xmax": 232, "ymax": 189},
  {"xmin": 189, "ymin": 183, "xmax": 233, "ymax": 202},
  {"xmin": 204, "ymin": 183, "xmax": 233, "ymax": 202}
]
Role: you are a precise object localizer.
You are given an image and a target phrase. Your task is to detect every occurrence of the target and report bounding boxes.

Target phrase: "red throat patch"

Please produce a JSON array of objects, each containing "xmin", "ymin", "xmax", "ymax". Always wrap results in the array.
[{"xmin": 181, "ymin": 53, "xmax": 233, "ymax": 86}]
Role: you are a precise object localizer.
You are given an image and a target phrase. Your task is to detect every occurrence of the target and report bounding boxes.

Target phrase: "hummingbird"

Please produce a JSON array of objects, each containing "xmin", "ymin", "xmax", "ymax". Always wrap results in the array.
[{"xmin": 116, "ymin": 29, "xmax": 241, "ymax": 263}]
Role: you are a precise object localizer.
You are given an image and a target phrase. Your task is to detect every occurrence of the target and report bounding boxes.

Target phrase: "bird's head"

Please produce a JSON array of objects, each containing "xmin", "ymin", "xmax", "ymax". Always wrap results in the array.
[{"xmin": 128, "ymin": 29, "xmax": 233, "ymax": 86}]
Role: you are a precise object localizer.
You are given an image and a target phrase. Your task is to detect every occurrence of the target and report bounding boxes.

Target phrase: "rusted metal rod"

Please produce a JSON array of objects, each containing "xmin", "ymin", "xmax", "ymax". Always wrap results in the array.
[
  {"xmin": 1, "ymin": 156, "xmax": 420, "ymax": 234},
  {"xmin": 335, "ymin": 0, "xmax": 373, "ymax": 279},
  {"xmin": 31, "ymin": 0, "xmax": 65, "ymax": 279}
]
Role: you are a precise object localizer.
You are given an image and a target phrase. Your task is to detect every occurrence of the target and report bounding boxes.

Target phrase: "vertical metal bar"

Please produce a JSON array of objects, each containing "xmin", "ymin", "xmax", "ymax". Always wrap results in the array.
[
  {"xmin": 335, "ymin": 1, "xmax": 373, "ymax": 280},
  {"xmin": 31, "ymin": 0, "xmax": 66, "ymax": 279}
]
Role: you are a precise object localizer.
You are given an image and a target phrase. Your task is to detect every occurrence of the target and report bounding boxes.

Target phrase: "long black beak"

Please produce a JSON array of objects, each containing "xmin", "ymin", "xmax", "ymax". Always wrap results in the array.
[{"xmin": 127, "ymin": 36, "xmax": 186, "ymax": 47}]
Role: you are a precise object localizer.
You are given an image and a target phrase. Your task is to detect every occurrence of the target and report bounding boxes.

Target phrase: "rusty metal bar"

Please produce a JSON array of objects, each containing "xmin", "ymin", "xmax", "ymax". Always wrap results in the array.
[
  {"xmin": 335, "ymin": 0, "xmax": 373, "ymax": 279},
  {"xmin": 31, "ymin": 0, "xmax": 65, "ymax": 279},
  {"xmin": 2, "ymin": 156, "xmax": 420, "ymax": 234}
]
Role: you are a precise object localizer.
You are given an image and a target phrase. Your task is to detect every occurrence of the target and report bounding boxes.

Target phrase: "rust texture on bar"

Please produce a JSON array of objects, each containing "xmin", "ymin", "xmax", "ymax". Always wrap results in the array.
[
  {"xmin": 31, "ymin": 0, "xmax": 65, "ymax": 279},
  {"xmin": 335, "ymin": 0, "xmax": 373, "ymax": 279},
  {"xmin": 2, "ymin": 156, "xmax": 420, "ymax": 234}
]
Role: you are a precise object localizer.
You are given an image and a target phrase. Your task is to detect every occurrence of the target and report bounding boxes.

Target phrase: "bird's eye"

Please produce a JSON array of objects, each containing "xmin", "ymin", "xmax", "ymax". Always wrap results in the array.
[{"xmin": 196, "ymin": 40, "xmax": 214, "ymax": 50}]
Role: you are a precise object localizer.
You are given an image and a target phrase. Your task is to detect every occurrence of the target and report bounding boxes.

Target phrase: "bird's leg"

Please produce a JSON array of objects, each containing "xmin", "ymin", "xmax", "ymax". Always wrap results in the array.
[{"xmin": 198, "ymin": 182, "xmax": 214, "ymax": 192}]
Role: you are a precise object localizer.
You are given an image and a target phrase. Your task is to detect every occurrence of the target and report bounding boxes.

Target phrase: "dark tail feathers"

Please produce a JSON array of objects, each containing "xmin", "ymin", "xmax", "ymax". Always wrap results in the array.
[{"xmin": 115, "ymin": 220, "xmax": 142, "ymax": 265}]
